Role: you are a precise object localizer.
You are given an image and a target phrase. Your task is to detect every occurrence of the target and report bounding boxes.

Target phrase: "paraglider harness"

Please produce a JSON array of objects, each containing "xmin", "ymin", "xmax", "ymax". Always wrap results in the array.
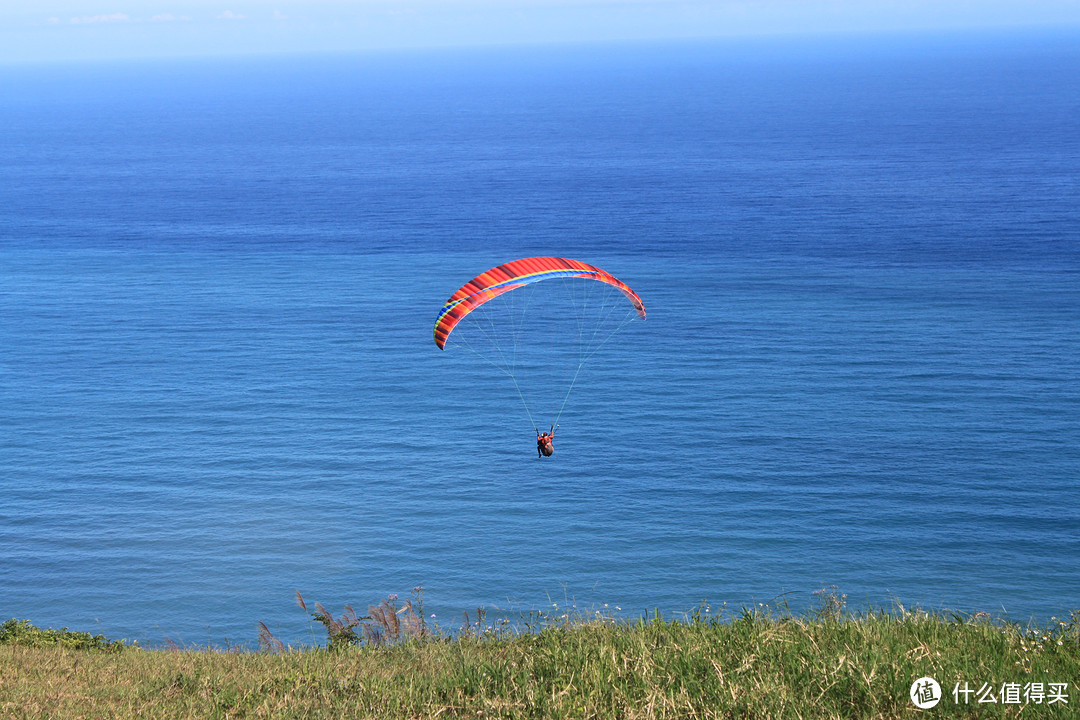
[{"xmin": 537, "ymin": 425, "xmax": 557, "ymax": 458}]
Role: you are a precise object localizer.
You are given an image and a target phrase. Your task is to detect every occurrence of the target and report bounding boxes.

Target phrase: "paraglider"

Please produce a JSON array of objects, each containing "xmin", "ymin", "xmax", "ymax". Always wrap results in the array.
[
  {"xmin": 537, "ymin": 425, "xmax": 556, "ymax": 458},
  {"xmin": 434, "ymin": 257, "xmax": 645, "ymax": 456},
  {"xmin": 434, "ymin": 257, "xmax": 644, "ymax": 350}
]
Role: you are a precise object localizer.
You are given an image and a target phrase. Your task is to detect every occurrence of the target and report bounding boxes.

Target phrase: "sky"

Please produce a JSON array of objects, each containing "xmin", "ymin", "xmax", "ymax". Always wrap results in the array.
[{"xmin": 1, "ymin": 1, "xmax": 1079, "ymax": 63}]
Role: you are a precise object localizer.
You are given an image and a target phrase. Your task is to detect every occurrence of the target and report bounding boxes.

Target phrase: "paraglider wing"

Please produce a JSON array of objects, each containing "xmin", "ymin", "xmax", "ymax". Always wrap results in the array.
[{"xmin": 433, "ymin": 257, "xmax": 645, "ymax": 349}]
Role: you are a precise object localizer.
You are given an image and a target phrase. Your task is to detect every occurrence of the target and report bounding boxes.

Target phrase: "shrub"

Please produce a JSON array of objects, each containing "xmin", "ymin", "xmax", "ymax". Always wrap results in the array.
[{"xmin": 0, "ymin": 618, "xmax": 127, "ymax": 651}]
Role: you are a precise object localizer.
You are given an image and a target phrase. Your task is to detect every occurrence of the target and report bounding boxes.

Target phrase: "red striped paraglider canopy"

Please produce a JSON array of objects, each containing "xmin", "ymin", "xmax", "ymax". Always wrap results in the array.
[{"xmin": 433, "ymin": 257, "xmax": 645, "ymax": 350}]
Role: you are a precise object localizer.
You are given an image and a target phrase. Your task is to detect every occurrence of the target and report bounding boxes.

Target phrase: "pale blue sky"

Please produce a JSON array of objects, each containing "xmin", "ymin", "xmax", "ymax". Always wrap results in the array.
[{"xmin": 2, "ymin": 1, "xmax": 1079, "ymax": 63}]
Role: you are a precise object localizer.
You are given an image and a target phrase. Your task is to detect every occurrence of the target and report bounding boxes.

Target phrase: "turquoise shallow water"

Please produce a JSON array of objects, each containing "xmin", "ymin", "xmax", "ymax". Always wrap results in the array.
[{"xmin": 1, "ymin": 34, "xmax": 1078, "ymax": 646}]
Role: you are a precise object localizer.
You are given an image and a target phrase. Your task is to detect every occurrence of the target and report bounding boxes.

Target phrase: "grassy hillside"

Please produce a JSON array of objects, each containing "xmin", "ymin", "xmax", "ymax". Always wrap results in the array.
[{"xmin": 2, "ymin": 595, "xmax": 1077, "ymax": 719}]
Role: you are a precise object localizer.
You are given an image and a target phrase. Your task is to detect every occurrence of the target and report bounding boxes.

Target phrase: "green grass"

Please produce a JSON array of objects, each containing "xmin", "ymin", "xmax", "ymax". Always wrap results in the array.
[{"xmin": 2, "ymin": 597, "xmax": 1078, "ymax": 719}]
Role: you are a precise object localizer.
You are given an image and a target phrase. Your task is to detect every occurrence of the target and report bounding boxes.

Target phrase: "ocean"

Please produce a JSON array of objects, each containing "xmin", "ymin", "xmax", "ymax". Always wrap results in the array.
[{"xmin": 1, "ymin": 31, "xmax": 1078, "ymax": 647}]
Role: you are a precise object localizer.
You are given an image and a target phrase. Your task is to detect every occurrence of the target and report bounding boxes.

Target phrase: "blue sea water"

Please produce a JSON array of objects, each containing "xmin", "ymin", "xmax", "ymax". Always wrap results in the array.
[{"xmin": 1, "ymin": 32, "xmax": 1079, "ymax": 647}]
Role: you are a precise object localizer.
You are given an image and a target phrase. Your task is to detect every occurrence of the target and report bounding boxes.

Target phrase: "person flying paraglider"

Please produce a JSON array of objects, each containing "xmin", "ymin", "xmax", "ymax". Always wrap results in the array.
[
  {"xmin": 537, "ymin": 425, "xmax": 556, "ymax": 458},
  {"xmin": 433, "ymin": 257, "xmax": 645, "ymax": 457}
]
